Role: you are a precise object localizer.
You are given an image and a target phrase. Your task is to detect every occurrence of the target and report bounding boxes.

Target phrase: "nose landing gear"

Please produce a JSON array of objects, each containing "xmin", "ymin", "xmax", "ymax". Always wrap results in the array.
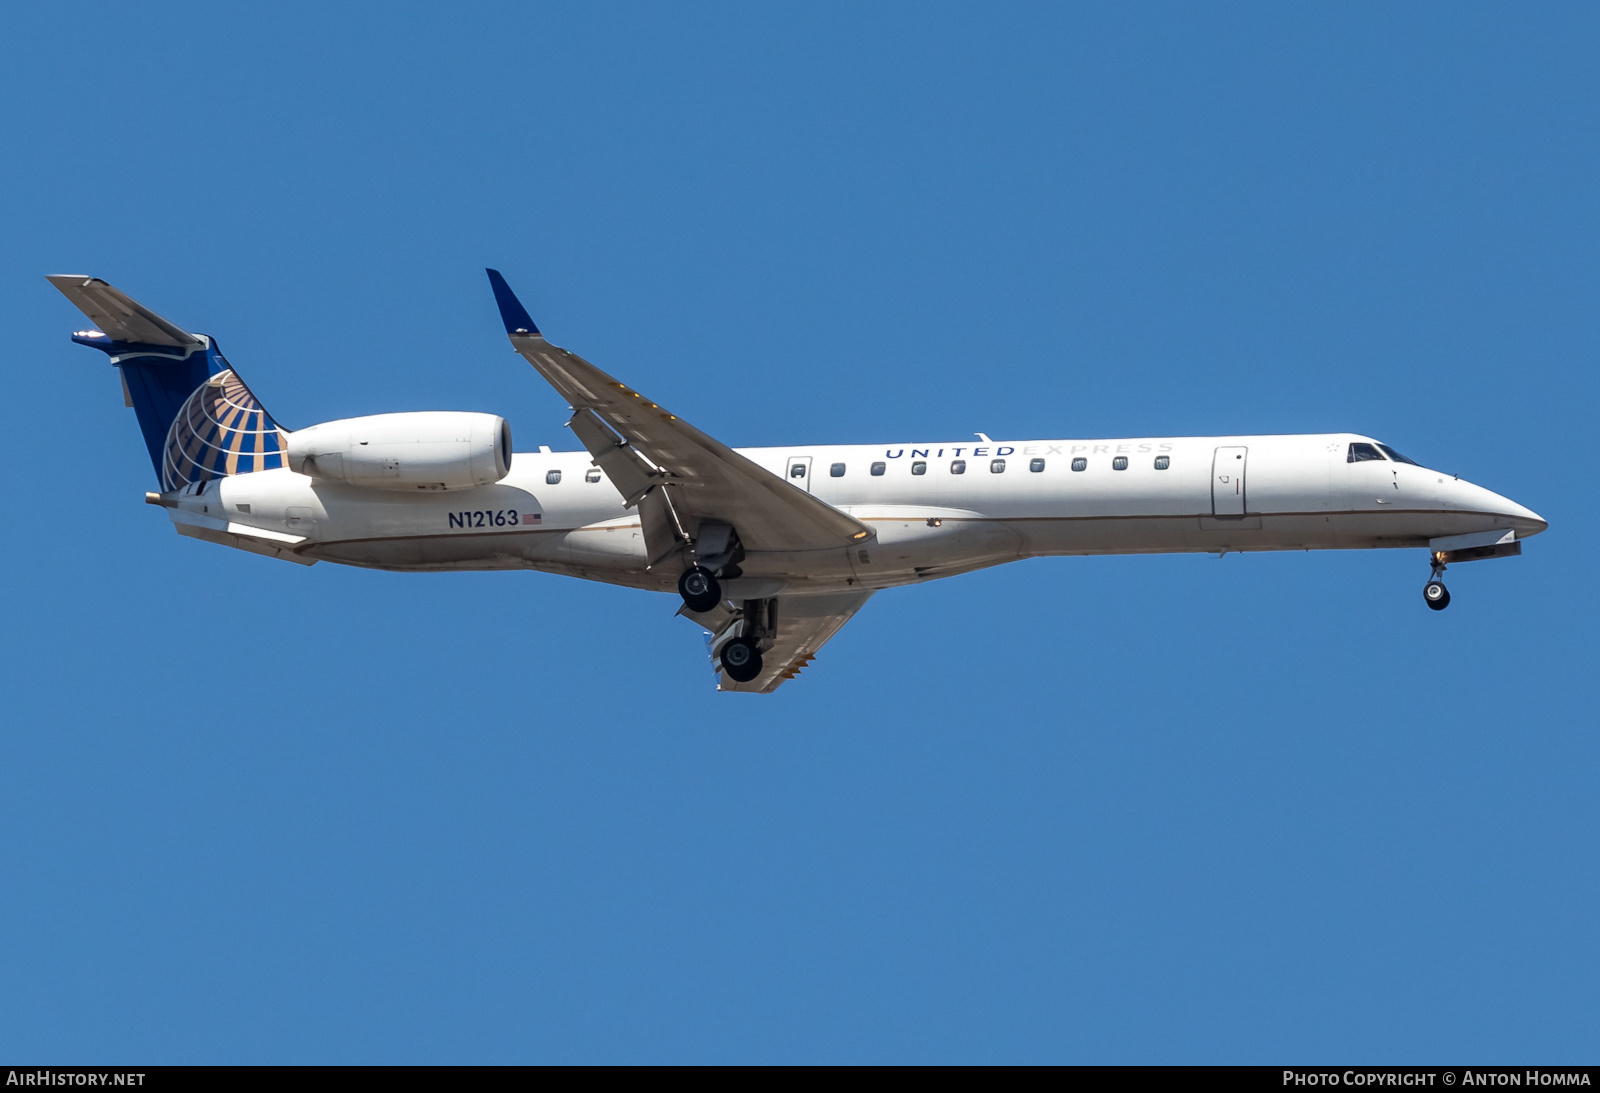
[{"xmin": 1424, "ymin": 553, "xmax": 1450, "ymax": 611}]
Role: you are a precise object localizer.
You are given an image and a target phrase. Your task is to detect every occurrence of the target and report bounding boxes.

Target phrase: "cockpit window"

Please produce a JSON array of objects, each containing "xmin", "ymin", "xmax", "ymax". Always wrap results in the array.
[
  {"xmin": 1347, "ymin": 442, "xmax": 1385, "ymax": 463},
  {"xmin": 1376, "ymin": 444, "xmax": 1421, "ymax": 467}
]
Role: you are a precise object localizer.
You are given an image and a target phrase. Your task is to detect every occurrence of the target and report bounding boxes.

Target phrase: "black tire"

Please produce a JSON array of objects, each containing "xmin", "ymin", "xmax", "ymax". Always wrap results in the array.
[
  {"xmin": 678, "ymin": 565, "xmax": 722, "ymax": 613},
  {"xmin": 1424, "ymin": 581, "xmax": 1451, "ymax": 611},
  {"xmin": 719, "ymin": 637, "xmax": 764, "ymax": 683}
]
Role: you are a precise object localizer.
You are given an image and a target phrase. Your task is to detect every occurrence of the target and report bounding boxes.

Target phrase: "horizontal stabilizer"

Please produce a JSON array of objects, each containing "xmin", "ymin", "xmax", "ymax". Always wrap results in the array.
[{"xmin": 47, "ymin": 275, "xmax": 202, "ymax": 347}]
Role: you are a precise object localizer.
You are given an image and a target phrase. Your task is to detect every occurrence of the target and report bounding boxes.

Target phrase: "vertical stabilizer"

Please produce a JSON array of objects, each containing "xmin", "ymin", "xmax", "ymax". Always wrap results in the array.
[{"xmin": 49, "ymin": 275, "xmax": 288, "ymax": 489}]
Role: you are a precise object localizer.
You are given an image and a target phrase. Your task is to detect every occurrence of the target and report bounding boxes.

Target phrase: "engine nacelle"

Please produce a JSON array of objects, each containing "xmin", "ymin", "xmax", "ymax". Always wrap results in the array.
[{"xmin": 285, "ymin": 412, "xmax": 512, "ymax": 491}]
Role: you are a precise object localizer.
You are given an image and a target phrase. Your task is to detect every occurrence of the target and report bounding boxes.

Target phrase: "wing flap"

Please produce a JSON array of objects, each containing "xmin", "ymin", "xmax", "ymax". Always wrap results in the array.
[{"xmin": 566, "ymin": 407, "xmax": 656, "ymax": 503}]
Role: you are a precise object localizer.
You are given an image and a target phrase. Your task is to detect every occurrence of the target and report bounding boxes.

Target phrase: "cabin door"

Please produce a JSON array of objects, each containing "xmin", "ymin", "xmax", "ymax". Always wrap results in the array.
[
  {"xmin": 785, "ymin": 455, "xmax": 814, "ymax": 493},
  {"xmin": 1211, "ymin": 446, "xmax": 1248, "ymax": 516}
]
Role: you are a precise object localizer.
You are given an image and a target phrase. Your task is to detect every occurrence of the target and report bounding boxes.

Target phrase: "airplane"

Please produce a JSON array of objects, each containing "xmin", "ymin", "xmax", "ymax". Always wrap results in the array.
[{"xmin": 49, "ymin": 271, "xmax": 1547, "ymax": 693}]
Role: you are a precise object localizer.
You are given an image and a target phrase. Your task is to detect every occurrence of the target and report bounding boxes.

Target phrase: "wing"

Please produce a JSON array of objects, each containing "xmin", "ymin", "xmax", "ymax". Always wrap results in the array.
[
  {"xmin": 486, "ymin": 269, "xmax": 871, "ymax": 565},
  {"xmin": 690, "ymin": 591, "xmax": 873, "ymax": 693}
]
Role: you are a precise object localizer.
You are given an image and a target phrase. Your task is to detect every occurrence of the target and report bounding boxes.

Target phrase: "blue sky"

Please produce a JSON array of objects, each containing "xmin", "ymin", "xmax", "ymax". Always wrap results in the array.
[{"xmin": 1, "ymin": 2, "xmax": 1596, "ymax": 1063}]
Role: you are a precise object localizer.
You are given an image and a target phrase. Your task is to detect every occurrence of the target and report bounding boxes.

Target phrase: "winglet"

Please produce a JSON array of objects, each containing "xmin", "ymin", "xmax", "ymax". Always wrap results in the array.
[{"xmin": 485, "ymin": 268, "xmax": 540, "ymax": 336}]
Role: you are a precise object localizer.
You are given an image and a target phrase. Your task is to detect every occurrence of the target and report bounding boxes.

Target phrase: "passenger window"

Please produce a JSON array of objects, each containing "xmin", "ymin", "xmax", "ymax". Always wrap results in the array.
[
  {"xmin": 1347, "ymin": 442, "xmax": 1385, "ymax": 463},
  {"xmin": 790, "ymin": 463, "xmax": 807, "ymax": 478},
  {"xmin": 870, "ymin": 461, "xmax": 886, "ymax": 476},
  {"xmin": 1029, "ymin": 458, "xmax": 1045, "ymax": 472},
  {"xmin": 585, "ymin": 468, "xmax": 602, "ymax": 483},
  {"xmin": 1071, "ymin": 457, "xmax": 1087, "ymax": 472},
  {"xmin": 950, "ymin": 459, "xmax": 966, "ymax": 474},
  {"xmin": 990, "ymin": 459, "xmax": 1005, "ymax": 473},
  {"xmin": 1376, "ymin": 444, "xmax": 1422, "ymax": 467},
  {"xmin": 911, "ymin": 461, "xmax": 927, "ymax": 475},
  {"xmin": 1112, "ymin": 456, "xmax": 1128, "ymax": 470},
  {"xmin": 546, "ymin": 469, "xmax": 562, "ymax": 484},
  {"xmin": 830, "ymin": 462, "xmax": 846, "ymax": 477},
  {"xmin": 1154, "ymin": 455, "xmax": 1170, "ymax": 470}
]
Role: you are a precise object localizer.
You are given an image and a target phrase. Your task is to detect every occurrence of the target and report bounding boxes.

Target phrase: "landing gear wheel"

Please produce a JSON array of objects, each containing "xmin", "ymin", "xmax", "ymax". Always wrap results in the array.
[
  {"xmin": 1424, "ymin": 581, "xmax": 1451, "ymax": 611},
  {"xmin": 719, "ymin": 637, "xmax": 764, "ymax": 683},
  {"xmin": 678, "ymin": 565, "xmax": 722, "ymax": 613}
]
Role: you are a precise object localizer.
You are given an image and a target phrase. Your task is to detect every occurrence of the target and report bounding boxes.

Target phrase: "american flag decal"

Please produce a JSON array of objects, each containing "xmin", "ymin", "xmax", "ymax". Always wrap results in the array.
[{"xmin": 522, "ymin": 513, "xmax": 542, "ymax": 525}]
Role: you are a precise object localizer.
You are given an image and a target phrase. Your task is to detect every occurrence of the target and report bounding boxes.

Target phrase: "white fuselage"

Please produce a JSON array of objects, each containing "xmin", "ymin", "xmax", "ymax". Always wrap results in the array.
[{"xmin": 175, "ymin": 432, "xmax": 1546, "ymax": 595}]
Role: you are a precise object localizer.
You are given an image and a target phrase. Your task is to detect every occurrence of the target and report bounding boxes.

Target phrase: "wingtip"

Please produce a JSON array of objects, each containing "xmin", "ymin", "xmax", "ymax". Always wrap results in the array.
[{"xmin": 485, "ymin": 268, "xmax": 540, "ymax": 336}]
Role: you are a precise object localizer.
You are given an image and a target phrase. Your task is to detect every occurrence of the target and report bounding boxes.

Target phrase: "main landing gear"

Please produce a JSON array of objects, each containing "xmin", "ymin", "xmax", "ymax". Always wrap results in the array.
[
  {"xmin": 677, "ymin": 524, "xmax": 743, "ymax": 614},
  {"xmin": 678, "ymin": 565, "xmax": 721, "ymax": 613},
  {"xmin": 678, "ymin": 524, "xmax": 764, "ymax": 682},
  {"xmin": 713, "ymin": 596, "xmax": 774, "ymax": 684},
  {"xmin": 719, "ymin": 636, "xmax": 764, "ymax": 683},
  {"xmin": 1424, "ymin": 554, "xmax": 1450, "ymax": 611},
  {"xmin": 678, "ymin": 564, "xmax": 763, "ymax": 681}
]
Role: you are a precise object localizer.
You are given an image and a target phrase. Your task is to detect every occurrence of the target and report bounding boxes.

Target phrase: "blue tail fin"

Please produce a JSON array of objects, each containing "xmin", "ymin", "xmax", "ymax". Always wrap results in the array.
[
  {"xmin": 48, "ymin": 276, "xmax": 288, "ymax": 491},
  {"xmin": 485, "ymin": 268, "xmax": 540, "ymax": 335}
]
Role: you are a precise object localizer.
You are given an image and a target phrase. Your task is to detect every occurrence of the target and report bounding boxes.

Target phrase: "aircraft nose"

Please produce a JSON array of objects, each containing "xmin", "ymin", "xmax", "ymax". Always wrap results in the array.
[
  {"xmin": 1506, "ymin": 498, "xmax": 1548, "ymax": 537},
  {"xmin": 1462, "ymin": 481, "xmax": 1547, "ymax": 537}
]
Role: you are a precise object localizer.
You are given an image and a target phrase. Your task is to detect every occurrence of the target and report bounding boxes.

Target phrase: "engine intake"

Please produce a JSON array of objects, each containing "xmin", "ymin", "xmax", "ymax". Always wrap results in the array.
[{"xmin": 286, "ymin": 412, "xmax": 512, "ymax": 491}]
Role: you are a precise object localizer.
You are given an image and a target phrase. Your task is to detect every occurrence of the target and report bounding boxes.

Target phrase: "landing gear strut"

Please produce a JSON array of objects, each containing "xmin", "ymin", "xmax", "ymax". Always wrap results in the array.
[
  {"xmin": 716, "ymin": 598, "xmax": 774, "ymax": 684},
  {"xmin": 1424, "ymin": 554, "xmax": 1450, "ymax": 611},
  {"xmin": 678, "ymin": 565, "xmax": 722, "ymax": 613}
]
